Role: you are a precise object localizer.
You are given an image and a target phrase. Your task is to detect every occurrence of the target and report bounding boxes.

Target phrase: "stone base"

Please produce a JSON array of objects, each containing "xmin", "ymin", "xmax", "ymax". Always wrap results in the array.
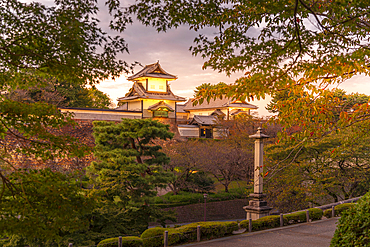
[{"xmin": 243, "ymin": 193, "xmax": 272, "ymax": 220}]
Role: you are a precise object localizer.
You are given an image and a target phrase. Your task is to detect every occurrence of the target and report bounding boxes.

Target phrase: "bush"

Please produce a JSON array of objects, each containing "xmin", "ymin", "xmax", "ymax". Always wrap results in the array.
[
  {"xmin": 97, "ymin": 236, "xmax": 143, "ymax": 247},
  {"xmin": 331, "ymin": 193, "xmax": 370, "ymax": 246},
  {"xmin": 141, "ymin": 228, "xmax": 167, "ymax": 247},
  {"xmin": 140, "ymin": 221, "xmax": 238, "ymax": 247},
  {"xmin": 308, "ymin": 208, "xmax": 323, "ymax": 221},
  {"xmin": 335, "ymin": 203, "xmax": 355, "ymax": 216},
  {"xmin": 240, "ymin": 216, "xmax": 280, "ymax": 231},
  {"xmin": 193, "ymin": 221, "xmax": 238, "ymax": 240},
  {"xmin": 323, "ymin": 208, "xmax": 332, "ymax": 218},
  {"xmin": 284, "ymin": 211, "xmax": 306, "ymax": 224},
  {"xmin": 240, "ymin": 208, "xmax": 323, "ymax": 231},
  {"xmin": 324, "ymin": 203, "xmax": 356, "ymax": 218}
]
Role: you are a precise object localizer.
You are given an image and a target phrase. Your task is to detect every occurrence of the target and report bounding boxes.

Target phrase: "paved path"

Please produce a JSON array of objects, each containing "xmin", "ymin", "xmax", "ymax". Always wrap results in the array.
[{"xmin": 182, "ymin": 217, "xmax": 338, "ymax": 247}]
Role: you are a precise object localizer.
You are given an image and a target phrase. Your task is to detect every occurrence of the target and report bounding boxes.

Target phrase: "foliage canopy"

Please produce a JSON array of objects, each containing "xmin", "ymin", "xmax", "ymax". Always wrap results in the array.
[
  {"xmin": 112, "ymin": 0, "xmax": 370, "ymax": 143},
  {"xmin": 0, "ymin": 0, "xmax": 131, "ymax": 242},
  {"xmin": 0, "ymin": 169, "xmax": 94, "ymax": 243}
]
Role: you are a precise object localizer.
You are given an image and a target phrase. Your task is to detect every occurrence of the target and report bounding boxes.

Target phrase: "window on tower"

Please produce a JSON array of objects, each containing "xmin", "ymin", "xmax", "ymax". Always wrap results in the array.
[{"xmin": 153, "ymin": 107, "xmax": 169, "ymax": 118}]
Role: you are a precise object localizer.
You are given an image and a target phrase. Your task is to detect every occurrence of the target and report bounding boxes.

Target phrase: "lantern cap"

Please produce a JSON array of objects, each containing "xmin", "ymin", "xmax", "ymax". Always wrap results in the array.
[{"xmin": 249, "ymin": 127, "xmax": 270, "ymax": 139}]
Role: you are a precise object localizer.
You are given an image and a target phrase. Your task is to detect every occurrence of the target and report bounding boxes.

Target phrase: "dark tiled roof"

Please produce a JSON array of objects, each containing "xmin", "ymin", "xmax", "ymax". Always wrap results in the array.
[
  {"xmin": 117, "ymin": 82, "xmax": 186, "ymax": 102},
  {"xmin": 176, "ymin": 104, "xmax": 187, "ymax": 113},
  {"xmin": 127, "ymin": 61, "xmax": 177, "ymax": 80},
  {"xmin": 183, "ymin": 97, "xmax": 258, "ymax": 111},
  {"xmin": 189, "ymin": 115, "xmax": 219, "ymax": 126},
  {"xmin": 211, "ymin": 109, "xmax": 226, "ymax": 116}
]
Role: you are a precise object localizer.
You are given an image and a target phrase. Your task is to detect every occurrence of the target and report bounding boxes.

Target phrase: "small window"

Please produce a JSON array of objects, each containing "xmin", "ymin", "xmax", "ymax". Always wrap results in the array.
[
  {"xmin": 153, "ymin": 107, "xmax": 169, "ymax": 118},
  {"xmin": 159, "ymin": 85, "xmax": 164, "ymax": 90},
  {"xmin": 150, "ymin": 85, "xmax": 155, "ymax": 89},
  {"xmin": 154, "ymin": 110, "xmax": 168, "ymax": 118}
]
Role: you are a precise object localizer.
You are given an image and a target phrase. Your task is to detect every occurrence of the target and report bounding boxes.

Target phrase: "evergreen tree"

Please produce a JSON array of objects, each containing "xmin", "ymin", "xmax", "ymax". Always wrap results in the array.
[{"xmin": 89, "ymin": 119, "xmax": 175, "ymax": 235}]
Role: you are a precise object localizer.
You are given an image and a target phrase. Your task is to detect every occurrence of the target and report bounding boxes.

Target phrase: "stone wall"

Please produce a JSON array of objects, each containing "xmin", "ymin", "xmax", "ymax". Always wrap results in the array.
[{"xmin": 159, "ymin": 199, "xmax": 249, "ymax": 224}]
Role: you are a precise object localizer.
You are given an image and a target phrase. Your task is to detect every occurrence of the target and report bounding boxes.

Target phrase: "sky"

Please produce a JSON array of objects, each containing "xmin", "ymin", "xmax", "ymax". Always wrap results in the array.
[
  {"xmin": 95, "ymin": 19, "xmax": 370, "ymax": 117},
  {"xmin": 23, "ymin": 0, "xmax": 370, "ymax": 117},
  {"xmin": 94, "ymin": 23, "xmax": 276, "ymax": 115}
]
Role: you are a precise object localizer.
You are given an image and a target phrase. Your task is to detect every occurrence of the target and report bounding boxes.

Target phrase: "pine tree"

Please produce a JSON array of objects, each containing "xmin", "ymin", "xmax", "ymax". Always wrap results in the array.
[{"xmin": 89, "ymin": 119, "xmax": 175, "ymax": 234}]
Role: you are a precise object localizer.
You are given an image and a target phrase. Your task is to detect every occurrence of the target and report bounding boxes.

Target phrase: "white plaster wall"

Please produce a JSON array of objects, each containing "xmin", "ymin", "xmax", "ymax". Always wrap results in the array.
[
  {"xmin": 142, "ymin": 109, "xmax": 152, "ymax": 118},
  {"xmin": 134, "ymin": 77, "xmax": 168, "ymax": 92},
  {"xmin": 178, "ymin": 127, "xmax": 199, "ymax": 137},
  {"xmin": 176, "ymin": 113, "xmax": 189, "ymax": 120},
  {"xmin": 127, "ymin": 101, "xmax": 142, "ymax": 111}
]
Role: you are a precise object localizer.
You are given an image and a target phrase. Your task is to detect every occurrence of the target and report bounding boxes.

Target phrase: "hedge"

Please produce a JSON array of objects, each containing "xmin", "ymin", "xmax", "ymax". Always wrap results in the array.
[
  {"xmin": 240, "ymin": 208, "xmax": 323, "ymax": 231},
  {"xmin": 140, "ymin": 221, "xmax": 238, "ymax": 247},
  {"xmin": 140, "ymin": 228, "xmax": 167, "ymax": 247},
  {"xmin": 308, "ymin": 208, "xmax": 323, "ymax": 221},
  {"xmin": 97, "ymin": 206, "xmax": 344, "ymax": 246},
  {"xmin": 323, "ymin": 203, "xmax": 355, "ymax": 218},
  {"xmin": 97, "ymin": 236, "xmax": 143, "ymax": 247},
  {"xmin": 240, "ymin": 215, "xmax": 280, "ymax": 231},
  {"xmin": 284, "ymin": 208, "xmax": 323, "ymax": 224}
]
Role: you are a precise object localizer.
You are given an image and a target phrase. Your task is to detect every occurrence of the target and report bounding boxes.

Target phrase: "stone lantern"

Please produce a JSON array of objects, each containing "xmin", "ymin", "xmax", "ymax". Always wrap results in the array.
[{"xmin": 243, "ymin": 127, "xmax": 272, "ymax": 220}]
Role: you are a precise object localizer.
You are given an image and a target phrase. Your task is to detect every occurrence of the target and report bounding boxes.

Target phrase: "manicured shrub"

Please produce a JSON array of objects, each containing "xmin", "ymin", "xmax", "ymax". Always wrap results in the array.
[
  {"xmin": 140, "ymin": 221, "xmax": 238, "ymax": 247},
  {"xmin": 283, "ymin": 208, "xmax": 323, "ymax": 224},
  {"xmin": 239, "ymin": 219, "xmax": 248, "ymax": 229},
  {"xmin": 334, "ymin": 203, "xmax": 355, "ymax": 216},
  {"xmin": 323, "ymin": 208, "xmax": 332, "ymax": 218},
  {"xmin": 240, "ymin": 216, "xmax": 280, "ymax": 231},
  {"xmin": 253, "ymin": 215, "xmax": 280, "ymax": 231},
  {"xmin": 284, "ymin": 211, "xmax": 306, "ymax": 224},
  {"xmin": 324, "ymin": 203, "xmax": 355, "ymax": 218},
  {"xmin": 331, "ymin": 193, "xmax": 370, "ymax": 246},
  {"xmin": 195, "ymin": 221, "xmax": 238, "ymax": 239},
  {"xmin": 308, "ymin": 208, "xmax": 323, "ymax": 221},
  {"xmin": 240, "ymin": 208, "xmax": 323, "ymax": 231},
  {"xmin": 141, "ymin": 227, "xmax": 167, "ymax": 247},
  {"xmin": 97, "ymin": 236, "xmax": 143, "ymax": 247}
]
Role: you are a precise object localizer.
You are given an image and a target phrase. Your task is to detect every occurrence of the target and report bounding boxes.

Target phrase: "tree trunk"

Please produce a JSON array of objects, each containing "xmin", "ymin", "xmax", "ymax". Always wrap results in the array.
[{"xmin": 224, "ymin": 184, "xmax": 229, "ymax": 192}]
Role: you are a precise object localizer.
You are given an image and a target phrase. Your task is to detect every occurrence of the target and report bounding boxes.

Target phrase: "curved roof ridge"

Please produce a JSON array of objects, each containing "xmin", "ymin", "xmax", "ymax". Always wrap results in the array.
[
  {"xmin": 183, "ymin": 96, "xmax": 258, "ymax": 110},
  {"xmin": 127, "ymin": 61, "xmax": 177, "ymax": 80}
]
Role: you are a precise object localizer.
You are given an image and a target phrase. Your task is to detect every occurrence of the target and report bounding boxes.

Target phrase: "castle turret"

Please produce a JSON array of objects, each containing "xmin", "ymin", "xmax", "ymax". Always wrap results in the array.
[{"xmin": 117, "ymin": 62, "xmax": 186, "ymax": 119}]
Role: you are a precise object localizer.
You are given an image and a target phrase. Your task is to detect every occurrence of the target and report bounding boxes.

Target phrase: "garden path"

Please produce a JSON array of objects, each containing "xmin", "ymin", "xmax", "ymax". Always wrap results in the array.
[{"xmin": 181, "ymin": 217, "xmax": 338, "ymax": 247}]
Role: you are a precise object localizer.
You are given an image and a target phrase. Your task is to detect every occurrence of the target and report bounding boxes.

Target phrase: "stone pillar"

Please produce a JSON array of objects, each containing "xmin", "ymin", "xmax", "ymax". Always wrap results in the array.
[{"xmin": 243, "ymin": 127, "xmax": 272, "ymax": 220}]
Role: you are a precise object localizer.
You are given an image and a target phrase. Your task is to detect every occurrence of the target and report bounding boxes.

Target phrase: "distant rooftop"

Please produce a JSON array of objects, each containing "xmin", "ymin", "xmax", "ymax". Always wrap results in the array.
[
  {"xmin": 189, "ymin": 115, "xmax": 219, "ymax": 126},
  {"xmin": 127, "ymin": 61, "xmax": 177, "ymax": 80},
  {"xmin": 183, "ymin": 97, "xmax": 258, "ymax": 111}
]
